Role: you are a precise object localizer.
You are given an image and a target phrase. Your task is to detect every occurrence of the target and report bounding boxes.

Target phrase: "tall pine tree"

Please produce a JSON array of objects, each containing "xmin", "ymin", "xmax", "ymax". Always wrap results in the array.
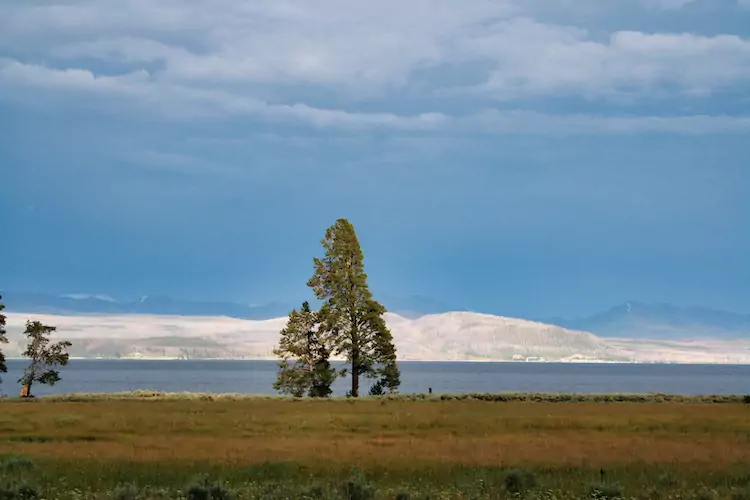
[
  {"xmin": 0, "ymin": 295, "xmax": 7, "ymax": 383},
  {"xmin": 273, "ymin": 301, "xmax": 336, "ymax": 397},
  {"xmin": 308, "ymin": 219, "xmax": 400, "ymax": 397}
]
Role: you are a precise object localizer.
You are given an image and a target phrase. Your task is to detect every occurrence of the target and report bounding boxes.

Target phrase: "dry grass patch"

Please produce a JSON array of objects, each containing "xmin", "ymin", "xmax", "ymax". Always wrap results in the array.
[{"xmin": 0, "ymin": 399, "xmax": 749, "ymax": 470}]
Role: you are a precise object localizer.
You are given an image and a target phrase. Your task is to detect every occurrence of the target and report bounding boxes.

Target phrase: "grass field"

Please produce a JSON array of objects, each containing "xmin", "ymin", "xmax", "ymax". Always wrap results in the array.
[{"xmin": 1, "ymin": 394, "xmax": 750, "ymax": 499}]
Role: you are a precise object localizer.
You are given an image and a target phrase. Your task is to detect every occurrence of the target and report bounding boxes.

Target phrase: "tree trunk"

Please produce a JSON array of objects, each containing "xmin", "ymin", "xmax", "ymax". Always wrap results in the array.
[
  {"xmin": 351, "ymin": 347, "xmax": 360, "ymax": 397},
  {"xmin": 20, "ymin": 381, "xmax": 32, "ymax": 398},
  {"xmin": 350, "ymin": 322, "xmax": 360, "ymax": 397},
  {"xmin": 351, "ymin": 365, "xmax": 359, "ymax": 397}
]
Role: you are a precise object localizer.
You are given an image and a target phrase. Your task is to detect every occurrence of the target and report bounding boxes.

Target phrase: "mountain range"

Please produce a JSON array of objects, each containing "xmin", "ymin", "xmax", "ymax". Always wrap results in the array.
[
  {"xmin": 545, "ymin": 302, "xmax": 750, "ymax": 340},
  {"xmin": 3, "ymin": 310, "xmax": 749, "ymax": 364},
  {"xmin": 2, "ymin": 291, "xmax": 748, "ymax": 341}
]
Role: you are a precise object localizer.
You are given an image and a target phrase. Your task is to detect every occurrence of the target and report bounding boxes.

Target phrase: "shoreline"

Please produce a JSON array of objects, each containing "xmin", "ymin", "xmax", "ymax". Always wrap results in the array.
[{"xmin": 1, "ymin": 390, "xmax": 748, "ymax": 403}]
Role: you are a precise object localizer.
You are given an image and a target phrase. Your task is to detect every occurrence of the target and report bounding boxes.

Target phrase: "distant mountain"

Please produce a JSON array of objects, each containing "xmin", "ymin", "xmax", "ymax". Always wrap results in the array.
[
  {"xmin": 0, "ymin": 310, "xmax": 631, "ymax": 362},
  {"xmin": 1, "ymin": 291, "xmax": 294, "ymax": 319},
  {"xmin": 0, "ymin": 291, "xmax": 455, "ymax": 320},
  {"xmin": 547, "ymin": 302, "xmax": 750, "ymax": 340},
  {"xmin": 4, "ymin": 310, "xmax": 749, "ymax": 364},
  {"xmin": 7, "ymin": 292, "xmax": 746, "ymax": 341},
  {"xmin": 378, "ymin": 293, "xmax": 460, "ymax": 318}
]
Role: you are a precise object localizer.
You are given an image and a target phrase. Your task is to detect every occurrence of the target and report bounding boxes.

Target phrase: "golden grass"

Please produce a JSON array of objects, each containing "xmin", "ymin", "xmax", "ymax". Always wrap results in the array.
[{"xmin": 1, "ymin": 399, "xmax": 749, "ymax": 470}]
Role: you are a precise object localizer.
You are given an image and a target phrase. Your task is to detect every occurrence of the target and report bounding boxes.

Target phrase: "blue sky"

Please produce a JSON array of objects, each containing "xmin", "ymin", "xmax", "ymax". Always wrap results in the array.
[{"xmin": 1, "ymin": 0, "xmax": 749, "ymax": 318}]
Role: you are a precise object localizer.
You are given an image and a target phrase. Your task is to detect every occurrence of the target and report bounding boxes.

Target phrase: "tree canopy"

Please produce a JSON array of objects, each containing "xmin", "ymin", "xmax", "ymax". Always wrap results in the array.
[
  {"xmin": 273, "ymin": 301, "xmax": 336, "ymax": 397},
  {"xmin": 307, "ymin": 218, "xmax": 400, "ymax": 397},
  {"xmin": 19, "ymin": 320, "xmax": 72, "ymax": 396}
]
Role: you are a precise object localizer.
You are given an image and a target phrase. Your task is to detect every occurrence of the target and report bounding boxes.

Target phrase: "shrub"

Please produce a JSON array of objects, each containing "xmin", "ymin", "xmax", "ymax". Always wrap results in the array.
[
  {"xmin": 694, "ymin": 488, "xmax": 719, "ymax": 500},
  {"xmin": 342, "ymin": 471, "xmax": 375, "ymax": 500},
  {"xmin": 301, "ymin": 484, "xmax": 326, "ymax": 499},
  {"xmin": 209, "ymin": 483, "xmax": 232, "ymax": 500},
  {"xmin": 113, "ymin": 483, "xmax": 141, "ymax": 500},
  {"xmin": 588, "ymin": 483, "xmax": 623, "ymax": 500},
  {"xmin": 186, "ymin": 482, "xmax": 209, "ymax": 500},
  {"xmin": 731, "ymin": 488, "xmax": 750, "ymax": 500},
  {"xmin": 657, "ymin": 472, "xmax": 679, "ymax": 488},
  {"xmin": 743, "ymin": 395, "xmax": 750, "ymax": 404},
  {"xmin": 0, "ymin": 457, "xmax": 34, "ymax": 473},
  {"xmin": 503, "ymin": 469, "xmax": 537, "ymax": 496},
  {"xmin": 185, "ymin": 475, "xmax": 232, "ymax": 500},
  {"xmin": 395, "ymin": 492, "xmax": 411, "ymax": 500},
  {"xmin": 0, "ymin": 483, "xmax": 38, "ymax": 500}
]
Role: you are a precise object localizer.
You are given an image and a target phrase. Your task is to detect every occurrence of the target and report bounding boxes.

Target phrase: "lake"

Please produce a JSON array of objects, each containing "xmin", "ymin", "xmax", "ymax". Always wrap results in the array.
[{"xmin": 1, "ymin": 359, "xmax": 748, "ymax": 397}]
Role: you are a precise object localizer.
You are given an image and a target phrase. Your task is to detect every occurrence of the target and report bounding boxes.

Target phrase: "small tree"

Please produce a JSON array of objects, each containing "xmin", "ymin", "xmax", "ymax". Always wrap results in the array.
[
  {"xmin": 0, "ymin": 295, "xmax": 7, "ymax": 383},
  {"xmin": 308, "ymin": 218, "xmax": 400, "ymax": 397},
  {"xmin": 273, "ymin": 302, "xmax": 336, "ymax": 397},
  {"xmin": 18, "ymin": 320, "xmax": 71, "ymax": 397}
]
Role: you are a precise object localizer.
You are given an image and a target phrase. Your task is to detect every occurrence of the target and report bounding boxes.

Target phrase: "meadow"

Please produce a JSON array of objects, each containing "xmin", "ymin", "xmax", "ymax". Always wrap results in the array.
[{"xmin": 1, "ymin": 393, "xmax": 750, "ymax": 499}]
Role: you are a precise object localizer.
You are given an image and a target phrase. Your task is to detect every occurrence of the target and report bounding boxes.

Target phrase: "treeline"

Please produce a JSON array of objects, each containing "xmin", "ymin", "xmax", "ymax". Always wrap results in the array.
[
  {"xmin": 0, "ymin": 294, "xmax": 72, "ymax": 397},
  {"xmin": 273, "ymin": 218, "xmax": 400, "ymax": 398}
]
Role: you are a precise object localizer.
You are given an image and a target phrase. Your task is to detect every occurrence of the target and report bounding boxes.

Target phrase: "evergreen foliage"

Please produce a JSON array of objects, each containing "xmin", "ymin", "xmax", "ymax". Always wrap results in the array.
[
  {"xmin": 18, "ymin": 320, "xmax": 71, "ymax": 397},
  {"xmin": 307, "ymin": 218, "xmax": 400, "ymax": 397},
  {"xmin": 273, "ymin": 301, "xmax": 336, "ymax": 397}
]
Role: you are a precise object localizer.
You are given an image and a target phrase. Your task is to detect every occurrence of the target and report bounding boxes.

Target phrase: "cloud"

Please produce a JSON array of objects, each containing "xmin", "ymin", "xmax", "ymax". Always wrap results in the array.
[
  {"xmin": 2, "ymin": 58, "xmax": 749, "ymax": 135},
  {"xmin": 452, "ymin": 20, "xmax": 750, "ymax": 100},
  {"xmin": 3, "ymin": 1, "xmax": 750, "ymax": 96},
  {"xmin": 0, "ymin": 0, "xmax": 749, "ymax": 136},
  {"xmin": 461, "ymin": 110, "xmax": 750, "ymax": 135}
]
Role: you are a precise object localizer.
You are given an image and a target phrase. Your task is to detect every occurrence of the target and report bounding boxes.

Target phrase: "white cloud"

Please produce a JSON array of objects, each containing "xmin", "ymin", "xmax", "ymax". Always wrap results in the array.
[
  {"xmin": 0, "ymin": 58, "xmax": 451, "ymax": 128},
  {"xmin": 2, "ymin": 58, "xmax": 748, "ymax": 135},
  {"xmin": 1, "ymin": 0, "xmax": 749, "ymax": 134},
  {"xmin": 453, "ymin": 20, "xmax": 750, "ymax": 99},
  {"xmin": 3, "ymin": 0, "xmax": 749, "ymax": 96},
  {"xmin": 52, "ymin": 37, "xmax": 189, "ymax": 64}
]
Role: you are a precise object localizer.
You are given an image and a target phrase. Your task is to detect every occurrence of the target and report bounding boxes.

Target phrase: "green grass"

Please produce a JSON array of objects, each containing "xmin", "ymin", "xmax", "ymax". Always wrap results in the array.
[{"xmin": 4, "ymin": 458, "xmax": 750, "ymax": 500}]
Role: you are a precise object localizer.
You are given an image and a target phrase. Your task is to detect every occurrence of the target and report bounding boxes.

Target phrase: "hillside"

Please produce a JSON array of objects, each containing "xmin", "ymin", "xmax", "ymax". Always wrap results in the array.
[{"xmin": 4, "ymin": 311, "xmax": 750, "ymax": 364}]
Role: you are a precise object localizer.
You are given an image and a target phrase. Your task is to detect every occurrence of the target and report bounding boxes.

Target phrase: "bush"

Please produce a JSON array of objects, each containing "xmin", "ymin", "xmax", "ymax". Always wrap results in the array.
[
  {"xmin": 395, "ymin": 493, "xmax": 411, "ymax": 500},
  {"xmin": 113, "ymin": 483, "xmax": 141, "ymax": 500},
  {"xmin": 0, "ymin": 457, "xmax": 34, "ymax": 473},
  {"xmin": 588, "ymin": 483, "xmax": 623, "ymax": 500},
  {"xmin": 185, "ymin": 475, "xmax": 232, "ymax": 500},
  {"xmin": 731, "ymin": 488, "xmax": 750, "ymax": 500},
  {"xmin": 743, "ymin": 395, "xmax": 750, "ymax": 404},
  {"xmin": 342, "ymin": 471, "xmax": 375, "ymax": 500},
  {"xmin": 694, "ymin": 488, "xmax": 719, "ymax": 500},
  {"xmin": 300, "ymin": 484, "xmax": 327, "ymax": 499},
  {"xmin": 186, "ymin": 482, "xmax": 209, "ymax": 500},
  {"xmin": 503, "ymin": 469, "xmax": 538, "ymax": 496},
  {"xmin": 657, "ymin": 472, "xmax": 679, "ymax": 488},
  {"xmin": 209, "ymin": 483, "xmax": 232, "ymax": 500},
  {"xmin": 0, "ymin": 483, "xmax": 38, "ymax": 500}
]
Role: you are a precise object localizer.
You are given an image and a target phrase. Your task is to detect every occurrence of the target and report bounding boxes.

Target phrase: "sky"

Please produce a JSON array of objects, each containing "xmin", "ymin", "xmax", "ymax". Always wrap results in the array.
[{"xmin": 1, "ymin": 0, "xmax": 749, "ymax": 319}]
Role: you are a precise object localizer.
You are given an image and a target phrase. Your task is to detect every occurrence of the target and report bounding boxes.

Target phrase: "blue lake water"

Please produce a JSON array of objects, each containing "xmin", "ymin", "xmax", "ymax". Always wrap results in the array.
[{"xmin": 1, "ymin": 359, "xmax": 748, "ymax": 397}]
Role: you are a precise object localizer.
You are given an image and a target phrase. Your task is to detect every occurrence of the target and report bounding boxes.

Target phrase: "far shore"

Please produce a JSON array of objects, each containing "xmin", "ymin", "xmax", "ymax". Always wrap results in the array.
[{"xmin": 8, "ymin": 356, "xmax": 750, "ymax": 365}]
